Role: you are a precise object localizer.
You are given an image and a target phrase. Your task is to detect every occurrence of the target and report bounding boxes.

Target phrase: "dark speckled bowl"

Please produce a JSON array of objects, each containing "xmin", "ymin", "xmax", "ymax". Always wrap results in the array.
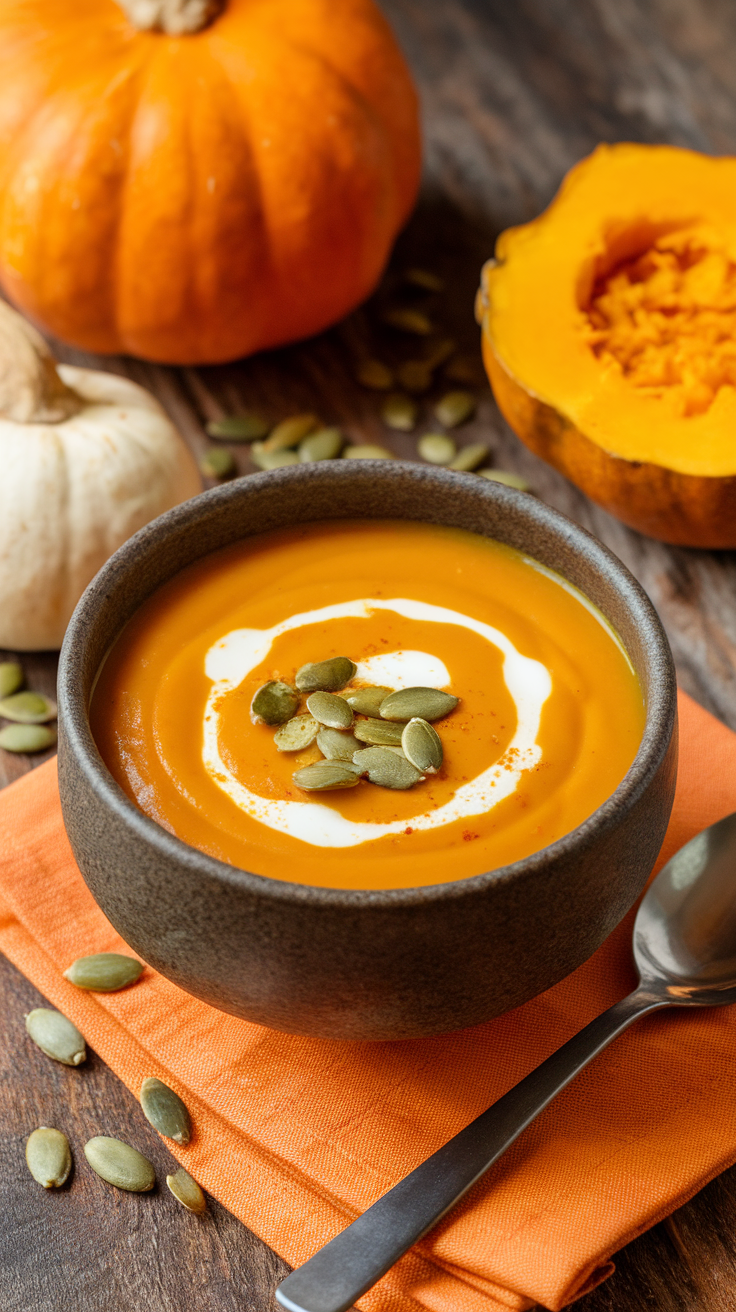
[{"xmin": 57, "ymin": 463, "xmax": 677, "ymax": 1040}]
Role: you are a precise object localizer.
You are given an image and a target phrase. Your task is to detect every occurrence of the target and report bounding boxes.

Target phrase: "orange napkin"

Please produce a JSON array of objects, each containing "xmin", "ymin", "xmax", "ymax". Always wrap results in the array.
[{"xmin": 1, "ymin": 689, "xmax": 736, "ymax": 1312}]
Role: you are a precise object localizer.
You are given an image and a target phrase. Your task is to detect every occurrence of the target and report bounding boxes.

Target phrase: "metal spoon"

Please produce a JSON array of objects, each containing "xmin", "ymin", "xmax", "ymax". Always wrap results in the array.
[{"xmin": 276, "ymin": 811, "xmax": 736, "ymax": 1312}]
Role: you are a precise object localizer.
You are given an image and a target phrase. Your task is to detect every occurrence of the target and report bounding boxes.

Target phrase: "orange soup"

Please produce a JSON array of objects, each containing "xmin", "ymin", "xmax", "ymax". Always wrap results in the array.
[{"xmin": 91, "ymin": 520, "xmax": 645, "ymax": 889}]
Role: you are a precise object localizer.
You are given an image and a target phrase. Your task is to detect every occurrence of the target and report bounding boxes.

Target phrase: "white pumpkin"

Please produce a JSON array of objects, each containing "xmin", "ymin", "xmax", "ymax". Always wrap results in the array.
[{"xmin": 0, "ymin": 301, "xmax": 201, "ymax": 650}]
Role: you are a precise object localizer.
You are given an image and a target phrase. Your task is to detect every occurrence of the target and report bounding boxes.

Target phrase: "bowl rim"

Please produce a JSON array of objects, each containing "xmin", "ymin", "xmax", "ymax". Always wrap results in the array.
[{"xmin": 58, "ymin": 462, "xmax": 677, "ymax": 910}]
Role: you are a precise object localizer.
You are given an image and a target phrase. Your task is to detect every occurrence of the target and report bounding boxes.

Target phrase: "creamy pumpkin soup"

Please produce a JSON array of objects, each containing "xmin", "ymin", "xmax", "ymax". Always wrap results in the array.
[{"xmin": 91, "ymin": 520, "xmax": 645, "ymax": 890}]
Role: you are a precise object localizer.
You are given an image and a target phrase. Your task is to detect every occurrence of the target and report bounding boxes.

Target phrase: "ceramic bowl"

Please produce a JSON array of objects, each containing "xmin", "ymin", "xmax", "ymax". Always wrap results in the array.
[{"xmin": 57, "ymin": 462, "xmax": 677, "ymax": 1040}]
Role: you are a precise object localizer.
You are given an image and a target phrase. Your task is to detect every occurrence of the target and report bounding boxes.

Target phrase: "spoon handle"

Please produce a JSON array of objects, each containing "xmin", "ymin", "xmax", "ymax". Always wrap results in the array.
[{"xmin": 275, "ymin": 987, "xmax": 670, "ymax": 1312}]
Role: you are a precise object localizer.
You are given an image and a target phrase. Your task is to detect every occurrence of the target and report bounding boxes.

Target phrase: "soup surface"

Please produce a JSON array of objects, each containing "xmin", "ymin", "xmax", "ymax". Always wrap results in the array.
[{"xmin": 91, "ymin": 520, "xmax": 645, "ymax": 889}]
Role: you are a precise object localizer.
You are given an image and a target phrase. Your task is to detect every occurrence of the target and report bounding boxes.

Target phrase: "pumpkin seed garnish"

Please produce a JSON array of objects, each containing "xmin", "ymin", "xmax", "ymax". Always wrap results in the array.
[
  {"xmin": 344, "ymin": 686, "xmax": 392, "ymax": 715},
  {"xmin": 352, "ymin": 717, "xmax": 405, "ymax": 746},
  {"xmin": 305, "ymin": 691, "xmax": 354, "ymax": 730},
  {"xmin": 261, "ymin": 413, "xmax": 318, "ymax": 452},
  {"xmin": 0, "ymin": 724, "xmax": 57, "ymax": 754},
  {"xmin": 0, "ymin": 691, "xmax": 57, "ymax": 723},
  {"xmin": 316, "ymin": 728, "xmax": 360, "ymax": 761},
  {"xmin": 64, "ymin": 952, "xmax": 144, "ymax": 992},
  {"xmin": 299, "ymin": 427, "xmax": 343, "ymax": 462},
  {"xmin": 0, "ymin": 662, "xmax": 23, "ymax": 699},
  {"xmin": 199, "ymin": 448, "xmax": 236, "ymax": 480},
  {"xmin": 396, "ymin": 360, "xmax": 433, "ymax": 394},
  {"xmin": 25, "ymin": 1009, "xmax": 86, "ymax": 1066},
  {"xmin": 352, "ymin": 747, "xmax": 423, "ymax": 790},
  {"xmin": 418, "ymin": 433, "xmax": 457, "ymax": 465},
  {"xmin": 296, "ymin": 657, "xmax": 357, "ymax": 693},
  {"xmin": 434, "ymin": 390, "xmax": 476, "ymax": 428},
  {"xmin": 402, "ymin": 718, "xmax": 443, "ymax": 773},
  {"xmin": 381, "ymin": 307, "xmax": 433, "ymax": 335},
  {"xmin": 274, "ymin": 714, "xmax": 320, "ymax": 752},
  {"xmin": 26, "ymin": 1128, "xmax": 72, "ymax": 1189},
  {"xmin": 293, "ymin": 761, "xmax": 361, "ymax": 791},
  {"xmin": 355, "ymin": 359, "xmax": 393, "ymax": 390},
  {"xmin": 380, "ymin": 687, "xmax": 459, "ymax": 722},
  {"xmin": 343, "ymin": 444, "xmax": 396, "ymax": 460},
  {"xmin": 167, "ymin": 1167, "xmax": 207, "ymax": 1215},
  {"xmin": 479, "ymin": 469, "xmax": 532, "ymax": 492},
  {"xmin": 449, "ymin": 442, "xmax": 489, "ymax": 472},
  {"xmin": 84, "ymin": 1137, "xmax": 155, "ymax": 1192},
  {"xmin": 140, "ymin": 1077, "xmax": 192, "ymax": 1145},
  {"xmin": 251, "ymin": 444, "xmax": 300, "ymax": 470},
  {"xmin": 252, "ymin": 681, "xmax": 299, "ymax": 725},
  {"xmin": 206, "ymin": 415, "xmax": 269, "ymax": 441},
  {"xmin": 381, "ymin": 392, "xmax": 417, "ymax": 431}
]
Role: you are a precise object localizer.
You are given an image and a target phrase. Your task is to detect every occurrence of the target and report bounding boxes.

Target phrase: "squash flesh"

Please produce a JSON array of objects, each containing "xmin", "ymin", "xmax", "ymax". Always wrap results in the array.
[{"xmin": 482, "ymin": 143, "xmax": 736, "ymax": 477}]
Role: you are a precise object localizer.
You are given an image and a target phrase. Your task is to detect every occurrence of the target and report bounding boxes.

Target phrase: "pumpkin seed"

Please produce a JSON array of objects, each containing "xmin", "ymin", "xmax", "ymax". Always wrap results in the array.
[
  {"xmin": 418, "ymin": 433, "xmax": 456, "ymax": 465},
  {"xmin": 199, "ymin": 448, "xmax": 236, "ymax": 480},
  {"xmin": 206, "ymin": 415, "xmax": 269, "ymax": 441},
  {"xmin": 305, "ymin": 691, "xmax": 354, "ymax": 730},
  {"xmin": 83, "ymin": 1136, "xmax": 155, "ymax": 1192},
  {"xmin": 380, "ymin": 687, "xmax": 459, "ymax": 722},
  {"xmin": 344, "ymin": 686, "xmax": 392, "ymax": 715},
  {"xmin": 251, "ymin": 681, "xmax": 299, "ymax": 725},
  {"xmin": 343, "ymin": 444, "xmax": 396, "ymax": 460},
  {"xmin": 356, "ymin": 359, "xmax": 393, "ymax": 390},
  {"xmin": 435, "ymin": 390, "xmax": 476, "ymax": 428},
  {"xmin": 0, "ymin": 691, "xmax": 56, "ymax": 723},
  {"xmin": 403, "ymin": 267, "xmax": 445, "ymax": 292},
  {"xmin": 295, "ymin": 657, "xmax": 357, "ymax": 693},
  {"xmin": 274, "ymin": 714, "xmax": 320, "ymax": 752},
  {"xmin": 167, "ymin": 1167, "xmax": 207, "ymax": 1215},
  {"xmin": 479, "ymin": 469, "xmax": 532, "ymax": 492},
  {"xmin": 292, "ymin": 761, "xmax": 361, "ymax": 791},
  {"xmin": 449, "ymin": 442, "xmax": 489, "ymax": 472},
  {"xmin": 316, "ymin": 728, "xmax": 360, "ymax": 761},
  {"xmin": 444, "ymin": 355, "xmax": 485, "ymax": 386},
  {"xmin": 396, "ymin": 360, "xmax": 433, "ymax": 394},
  {"xmin": 427, "ymin": 338, "xmax": 456, "ymax": 368},
  {"xmin": 140, "ymin": 1077, "xmax": 192, "ymax": 1145},
  {"xmin": 381, "ymin": 392, "xmax": 417, "ymax": 432},
  {"xmin": 25, "ymin": 1009, "xmax": 86, "ymax": 1067},
  {"xmin": 381, "ymin": 307, "xmax": 433, "ymax": 335},
  {"xmin": 299, "ymin": 427, "xmax": 343, "ymax": 462},
  {"xmin": 26, "ymin": 1128, "xmax": 72, "ymax": 1188},
  {"xmin": 402, "ymin": 718, "xmax": 443, "ymax": 773},
  {"xmin": 0, "ymin": 724, "xmax": 57, "ymax": 753},
  {"xmin": 352, "ymin": 717, "xmax": 404, "ymax": 746},
  {"xmin": 0, "ymin": 662, "xmax": 23, "ymax": 698},
  {"xmin": 261, "ymin": 413, "xmax": 318, "ymax": 452},
  {"xmin": 352, "ymin": 747, "xmax": 423, "ymax": 789},
  {"xmin": 251, "ymin": 444, "xmax": 300, "ymax": 470},
  {"xmin": 63, "ymin": 952, "xmax": 143, "ymax": 992}
]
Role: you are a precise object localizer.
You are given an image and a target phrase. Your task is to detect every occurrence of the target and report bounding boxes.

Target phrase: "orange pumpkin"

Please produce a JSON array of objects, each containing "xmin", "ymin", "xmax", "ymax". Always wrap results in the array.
[
  {"xmin": 478, "ymin": 143, "xmax": 736, "ymax": 548},
  {"xmin": 0, "ymin": 0, "xmax": 420, "ymax": 364}
]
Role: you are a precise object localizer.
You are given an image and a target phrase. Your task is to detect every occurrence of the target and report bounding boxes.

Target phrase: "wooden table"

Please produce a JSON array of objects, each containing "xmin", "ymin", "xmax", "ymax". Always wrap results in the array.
[{"xmin": 3, "ymin": 0, "xmax": 736, "ymax": 1307}]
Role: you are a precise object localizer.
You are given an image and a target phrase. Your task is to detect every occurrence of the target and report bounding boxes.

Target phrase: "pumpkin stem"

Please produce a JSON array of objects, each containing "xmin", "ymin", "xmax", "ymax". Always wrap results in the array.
[
  {"xmin": 117, "ymin": 0, "xmax": 224, "ymax": 34},
  {"xmin": 0, "ymin": 301, "xmax": 81, "ymax": 424}
]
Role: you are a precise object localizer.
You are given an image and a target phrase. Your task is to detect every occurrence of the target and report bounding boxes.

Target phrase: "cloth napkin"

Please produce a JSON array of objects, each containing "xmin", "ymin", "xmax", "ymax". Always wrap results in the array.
[{"xmin": 1, "ymin": 688, "xmax": 735, "ymax": 1312}]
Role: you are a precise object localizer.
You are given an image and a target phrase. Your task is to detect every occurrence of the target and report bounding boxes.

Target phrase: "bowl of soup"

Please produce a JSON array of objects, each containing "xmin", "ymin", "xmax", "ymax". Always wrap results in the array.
[{"xmin": 57, "ymin": 462, "xmax": 677, "ymax": 1039}]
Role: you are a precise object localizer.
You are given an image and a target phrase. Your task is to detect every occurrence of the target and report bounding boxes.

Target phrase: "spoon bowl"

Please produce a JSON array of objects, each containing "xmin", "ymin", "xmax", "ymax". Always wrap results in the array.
[{"xmin": 277, "ymin": 809, "xmax": 736, "ymax": 1312}]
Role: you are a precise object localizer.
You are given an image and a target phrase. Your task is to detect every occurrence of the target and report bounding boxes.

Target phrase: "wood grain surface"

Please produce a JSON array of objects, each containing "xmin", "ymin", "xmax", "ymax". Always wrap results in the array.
[{"xmin": 2, "ymin": 0, "xmax": 736, "ymax": 1308}]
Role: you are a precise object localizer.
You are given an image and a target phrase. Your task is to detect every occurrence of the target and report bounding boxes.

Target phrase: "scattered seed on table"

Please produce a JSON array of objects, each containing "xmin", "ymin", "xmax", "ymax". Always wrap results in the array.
[
  {"xmin": 25, "ymin": 1008, "xmax": 86, "ymax": 1066},
  {"xmin": 418, "ymin": 433, "xmax": 456, "ymax": 465},
  {"xmin": 84, "ymin": 1136, "xmax": 155, "ymax": 1192},
  {"xmin": 0, "ymin": 724, "xmax": 57, "ymax": 753},
  {"xmin": 381, "ymin": 392, "xmax": 417, "ymax": 431},
  {"xmin": 199, "ymin": 448, "xmax": 236, "ymax": 480},
  {"xmin": 448, "ymin": 442, "xmax": 489, "ymax": 472},
  {"xmin": 260, "ymin": 414, "xmax": 318, "ymax": 452},
  {"xmin": 434, "ymin": 390, "xmax": 476, "ymax": 428},
  {"xmin": 0, "ymin": 662, "xmax": 23, "ymax": 698},
  {"xmin": 0, "ymin": 691, "xmax": 56, "ymax": 723},
  {"xmin": 299, "ymin": 427, "xmax": 343, "ymax": 462},
  {"xmin": 479, "ymin": 469, "xmax": 533, "ymax": 491},
  {"xmin": 25, "ymin": 1128, "xmax": 72, "ymax": 1189},
  {"xmin": 355, "ymin": 359, "xmax": 393, "ymax": 390},
  {"xmin": 403, "ymin": 267, "xmax": 445, "ymax": 292},
  {"xmin": 206, "ymin": 415, "xmax": 269, "ymax": 441},
  {"xmin": 251, "ymin": 444, "xmax": 300, "ymax": 470},
  {"xmin": 140, "ymin": 1077, "xmax": 192, "ymax": 1145},
  {"xmin": 167, "ymin": 1168, "xmax": 207, "ymax": 1214},
  {"xmin": 381, "ymin": 307, "xmax": 433, "ymax": 335}
]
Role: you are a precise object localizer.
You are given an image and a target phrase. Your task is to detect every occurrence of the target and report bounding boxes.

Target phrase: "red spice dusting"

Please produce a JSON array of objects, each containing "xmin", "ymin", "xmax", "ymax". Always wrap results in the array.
[
  {"xmin": 404, "ymin": 827, "xmax": 414, "ymax": 835},
  {"xmin": 462, "ymin": 830, "xmax": 480, "ymax": 842}
]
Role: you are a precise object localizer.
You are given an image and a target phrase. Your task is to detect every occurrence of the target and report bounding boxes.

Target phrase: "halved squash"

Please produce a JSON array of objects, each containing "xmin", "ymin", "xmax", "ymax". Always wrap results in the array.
[{"xmin": 478, "ymin": 143, "xmax": 736, "ymax": 547}]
